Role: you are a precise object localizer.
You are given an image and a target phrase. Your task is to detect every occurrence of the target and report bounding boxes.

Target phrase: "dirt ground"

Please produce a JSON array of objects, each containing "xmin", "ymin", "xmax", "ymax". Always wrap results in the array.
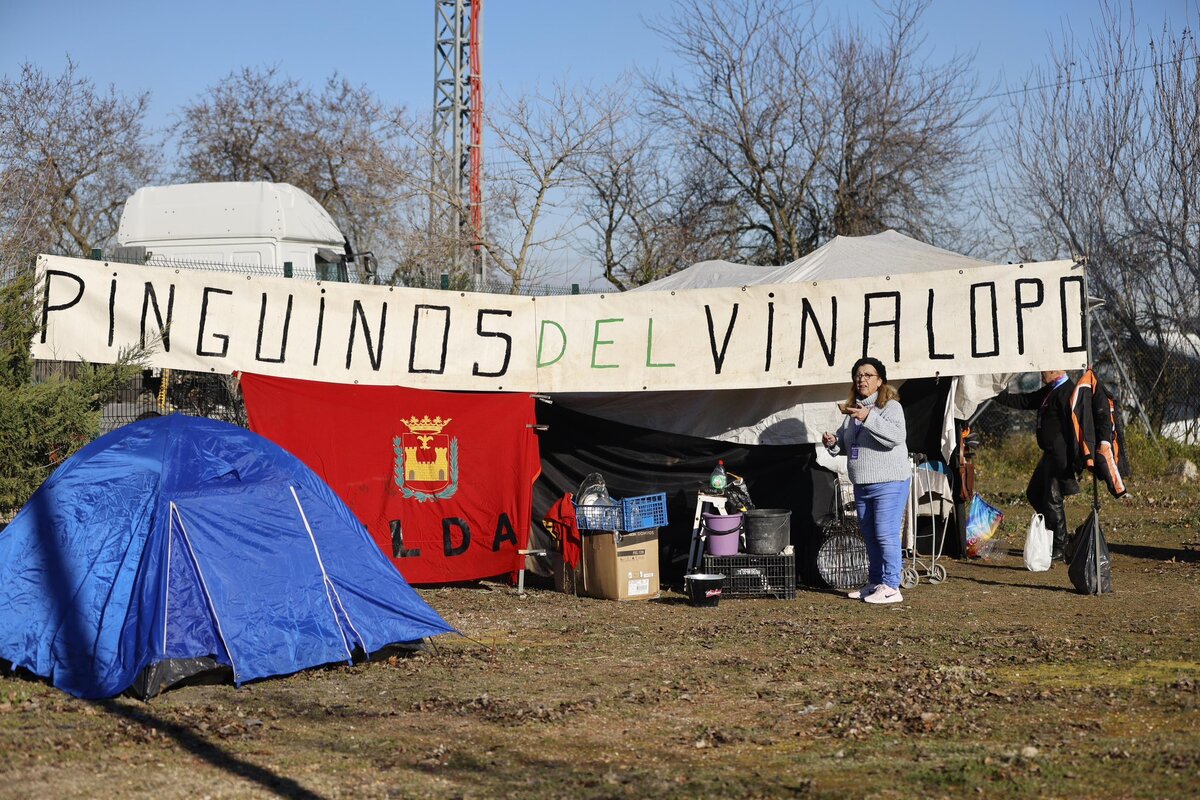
[{"xmin": 2, "ymin": 465, "xmax": 1198, "ymax": 799}]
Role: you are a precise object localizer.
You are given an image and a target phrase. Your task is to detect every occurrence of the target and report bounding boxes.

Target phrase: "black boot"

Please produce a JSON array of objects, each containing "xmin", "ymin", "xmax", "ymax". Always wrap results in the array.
[{"xmin": 1051, "ymin": 532, "xmax": 1066, "ymax": 563}]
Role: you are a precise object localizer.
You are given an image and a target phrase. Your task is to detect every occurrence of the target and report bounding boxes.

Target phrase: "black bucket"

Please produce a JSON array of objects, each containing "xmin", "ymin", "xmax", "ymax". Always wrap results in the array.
[
  {"xmin": 684, "ymin": 573, "xmax": 725, "ymax": 607},
  {"xmin": 744, "ymin": 509, "xmax": 791, "ymax": 554}
]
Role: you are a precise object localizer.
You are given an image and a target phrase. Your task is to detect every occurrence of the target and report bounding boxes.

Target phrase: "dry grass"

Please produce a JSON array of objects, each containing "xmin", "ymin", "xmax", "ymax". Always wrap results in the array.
[{"xmin": 2, "ymin": 442, "xmax": 1198, "ymax": 799}]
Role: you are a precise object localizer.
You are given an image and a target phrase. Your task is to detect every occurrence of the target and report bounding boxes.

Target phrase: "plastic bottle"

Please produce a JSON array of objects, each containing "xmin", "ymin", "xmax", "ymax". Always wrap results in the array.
[{"xmin": 709, "ymin": 459, "xmax": 728, "ymax": 493}]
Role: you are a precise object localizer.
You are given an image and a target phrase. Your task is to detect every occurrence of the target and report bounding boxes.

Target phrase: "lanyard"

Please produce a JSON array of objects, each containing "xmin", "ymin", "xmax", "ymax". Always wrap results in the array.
[{"xmin": 1040, "ymin": 375, "xmax": 1068, "ymax": 409}]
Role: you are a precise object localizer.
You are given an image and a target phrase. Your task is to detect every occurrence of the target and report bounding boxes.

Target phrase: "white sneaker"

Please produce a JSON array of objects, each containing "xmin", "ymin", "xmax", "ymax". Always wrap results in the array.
[
  {"xmin": 863, "ymin": 585, "xmax": 903, "ymax": 604},
  {"xmin": 846, "ymin": 583, "xmax": 875, "ymax": 599}
]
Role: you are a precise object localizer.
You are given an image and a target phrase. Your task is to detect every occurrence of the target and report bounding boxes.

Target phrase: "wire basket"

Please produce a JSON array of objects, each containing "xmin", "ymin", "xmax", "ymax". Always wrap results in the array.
[
  {"xmin": 815, "ymin": 518, "xmax": 869, "ymax": 591},
  {"xmin": 700, "ymin": 552, "xmax": 796, "ymax": 599}
]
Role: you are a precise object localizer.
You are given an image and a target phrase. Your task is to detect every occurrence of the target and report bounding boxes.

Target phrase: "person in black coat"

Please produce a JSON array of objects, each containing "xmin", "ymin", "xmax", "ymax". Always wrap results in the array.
[{"xmin": 994, "ymin": 370, "xmax": 1080, "ymax": 562}]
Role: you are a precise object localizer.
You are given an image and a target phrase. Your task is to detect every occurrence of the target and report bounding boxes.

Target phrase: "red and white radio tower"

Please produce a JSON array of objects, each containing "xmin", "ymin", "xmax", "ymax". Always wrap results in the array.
[{"xmin": 432, "ymin": 0, "xmax": 484, "ymax": 280}]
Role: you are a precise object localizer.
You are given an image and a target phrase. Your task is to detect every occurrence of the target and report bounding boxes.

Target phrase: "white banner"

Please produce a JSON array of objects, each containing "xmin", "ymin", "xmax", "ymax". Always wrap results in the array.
[{"xmin": 32, "ymin": 254, "xmax": 1088, "ymax": 392}]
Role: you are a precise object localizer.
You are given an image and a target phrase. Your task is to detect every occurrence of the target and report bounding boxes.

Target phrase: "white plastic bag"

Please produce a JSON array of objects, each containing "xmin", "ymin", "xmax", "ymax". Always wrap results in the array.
[{"xmin": 1023, "ymin": 513, "xmax": 1052, "ymax": 572}]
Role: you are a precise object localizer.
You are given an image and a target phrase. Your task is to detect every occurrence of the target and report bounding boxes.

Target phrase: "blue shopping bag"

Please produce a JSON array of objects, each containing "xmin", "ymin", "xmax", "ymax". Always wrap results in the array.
[{"xmin": 964, "ymin": 493, "xmax": 1004, "ymax": 559}]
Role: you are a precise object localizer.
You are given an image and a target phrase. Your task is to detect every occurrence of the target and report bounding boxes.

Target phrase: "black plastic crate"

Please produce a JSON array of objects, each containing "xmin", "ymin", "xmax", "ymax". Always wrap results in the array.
[{"xmin": 701, "ymin": 552, "xmax": 796, "ymax": 599}]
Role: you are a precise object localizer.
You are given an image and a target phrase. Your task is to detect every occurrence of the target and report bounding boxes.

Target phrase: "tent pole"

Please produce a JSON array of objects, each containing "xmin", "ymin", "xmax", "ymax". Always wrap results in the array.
[{"xmin": 1081, "ymin": 261, "xmax": 1105, "ymax": 595}]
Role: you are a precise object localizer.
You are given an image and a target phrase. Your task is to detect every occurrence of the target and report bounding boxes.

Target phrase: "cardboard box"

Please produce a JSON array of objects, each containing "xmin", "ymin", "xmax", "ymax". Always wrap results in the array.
[{"xmin": 578, "ymin": 529, "xmax": 660, "ymax": 601}]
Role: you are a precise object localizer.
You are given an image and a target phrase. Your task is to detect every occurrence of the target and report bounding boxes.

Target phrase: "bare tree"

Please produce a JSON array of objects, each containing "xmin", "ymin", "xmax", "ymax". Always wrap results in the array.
[
  {"xmin": 823, "ymin": 0, "xmax": 982, "ymax": 243},
  {"xmin": 480, "ymin": 83, "xmax": 624, "ymax": 291},
  {"xmin": 174, "ymin": 67, "xmax": 417, "ymax": 277},
  {"xmin": 989, "ymin": 0, "xmax": 1200, "ymax": 436},
  {"xmin": 640, "ymin": 0, "xmax": 827, "ymax": 266},
  {"xmin": 0, "ymin": 60, "xmax": 160, "ymax": 258},
  {"xmin": 0, "ymin": 68, "xmax": 154, "ymax": 503},
  {"xmin": 173, "ymin": 66, "xmax": 301, "ymax": 183},
  {"xmin": 633, "ymin": 0, "xmax": 982, "ymax": 271},
  {"xmin": 174, "ymin": 72, "xmax": 636, "ymax": 294},
  {"xmin": 576, "ymin": 116, "xmax": 738, "ymax": 289}
]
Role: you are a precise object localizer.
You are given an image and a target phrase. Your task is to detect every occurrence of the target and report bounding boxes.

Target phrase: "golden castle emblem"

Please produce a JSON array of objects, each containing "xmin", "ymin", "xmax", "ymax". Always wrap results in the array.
[{"xmin": 399, "ymin": 416, "xmax": 453, "ymax": 485}]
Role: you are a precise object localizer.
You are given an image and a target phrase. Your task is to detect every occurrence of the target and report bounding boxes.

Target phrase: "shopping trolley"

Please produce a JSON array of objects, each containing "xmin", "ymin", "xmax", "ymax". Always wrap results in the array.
[{"xmin": 899, "ymin": 454, "xmax": 954, "ymax": 588}]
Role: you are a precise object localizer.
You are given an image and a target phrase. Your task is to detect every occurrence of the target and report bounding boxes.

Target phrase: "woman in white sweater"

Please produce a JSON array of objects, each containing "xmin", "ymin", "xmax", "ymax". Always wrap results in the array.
[{"xmin": 822, "ymin": 357, "xmax": 910, "ymax": 605}]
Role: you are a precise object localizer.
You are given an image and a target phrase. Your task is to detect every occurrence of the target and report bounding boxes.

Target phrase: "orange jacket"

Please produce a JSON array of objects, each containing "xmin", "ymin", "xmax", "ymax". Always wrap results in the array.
[{"xmin": 1071, "ymin": 368, "xmax": 1127, "ymax": 498}]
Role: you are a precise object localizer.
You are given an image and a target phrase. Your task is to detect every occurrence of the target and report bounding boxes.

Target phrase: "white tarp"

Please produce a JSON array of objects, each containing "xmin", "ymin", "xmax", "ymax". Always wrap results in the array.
[
  {"xmin": 34, "ymin": 252, "xmax": 1086, "ymax": 400},
  {"xmin": 633, "ymin": 229, "xmax": 993, "ymax": 290},
  {"xmin": 563, "ymin": 232, "xmax": 1084, "ymax": 448},
  {"xmin": 630, "ymin": 258, "xmax": 781, "ymax": 292}
]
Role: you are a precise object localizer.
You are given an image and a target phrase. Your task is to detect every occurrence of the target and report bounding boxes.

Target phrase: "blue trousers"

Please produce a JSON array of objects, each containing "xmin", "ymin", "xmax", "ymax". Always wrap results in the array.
[{"xmin": 854, "ymin": 479, "xmax": 911, "ymax": 589}]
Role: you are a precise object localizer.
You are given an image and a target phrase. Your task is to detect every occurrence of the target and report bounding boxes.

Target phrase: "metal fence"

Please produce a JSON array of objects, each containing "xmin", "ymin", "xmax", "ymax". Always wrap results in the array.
[
  {"xmin": 968, "ymin": 325, "xmax": 1200, "ymax": 448},
  {"xmin": 30, "ymin": 362, "xmax": 248, "ymax": 433},
  {"xmin": 390, "ymin": 270, "xmax": 587, "ymax": 296},
  {"xmin": 90, "ymin": 248, "xmax": 590, "ymax": 296},
  {"xmin": 81, "ymin": 356, "xmax": 1199, "ymax": 446}
]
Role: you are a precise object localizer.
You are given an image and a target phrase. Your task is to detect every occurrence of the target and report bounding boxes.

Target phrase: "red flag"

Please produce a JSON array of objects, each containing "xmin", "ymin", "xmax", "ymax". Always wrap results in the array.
[{"xmin": 240, "ymin": 373, "xmax": 541, "ymax": 585}]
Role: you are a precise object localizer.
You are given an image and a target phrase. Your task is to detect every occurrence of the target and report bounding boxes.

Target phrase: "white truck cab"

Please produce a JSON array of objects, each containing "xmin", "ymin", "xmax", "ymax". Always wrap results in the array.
[{"xmin": 114, "ymin": 181, "xmax": 371, "ymax": 283}]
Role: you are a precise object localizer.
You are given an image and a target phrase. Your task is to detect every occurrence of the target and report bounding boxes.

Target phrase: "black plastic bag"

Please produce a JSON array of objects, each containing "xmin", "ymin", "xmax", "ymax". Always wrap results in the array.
[
  {"xmin": 724, "ymin": 477, "xmax": 754, "ymax": 513},
  {"xmin": 1068, "ymin": 511, "xmax": 1113, "ymax": 595}
]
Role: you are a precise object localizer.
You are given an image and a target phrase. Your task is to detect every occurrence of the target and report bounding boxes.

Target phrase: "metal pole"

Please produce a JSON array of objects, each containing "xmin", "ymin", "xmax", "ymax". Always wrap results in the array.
[
  {"xmin": 1080, "ymin": 262, "xmax": 1104, "ymax": 594},
  {"xmin": 433, "ymin": 0, "xmax": 467, "ymax": 277}
]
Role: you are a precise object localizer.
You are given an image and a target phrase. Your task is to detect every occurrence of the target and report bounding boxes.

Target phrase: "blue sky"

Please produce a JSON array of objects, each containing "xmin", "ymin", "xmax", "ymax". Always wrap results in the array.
[
  {"xmin": 0, "ymin": 0, "xmax": 1191, "ymax": 284},
  {"xmin": 2, "ymin": 0, "xmax": 1189, "ymax": 131}
]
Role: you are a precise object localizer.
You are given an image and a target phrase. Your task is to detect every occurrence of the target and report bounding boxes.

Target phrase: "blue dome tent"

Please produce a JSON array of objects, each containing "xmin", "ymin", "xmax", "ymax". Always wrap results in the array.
[{"xmin": 0, "ymin": 414, "xmax": 455, "ymax": 699}]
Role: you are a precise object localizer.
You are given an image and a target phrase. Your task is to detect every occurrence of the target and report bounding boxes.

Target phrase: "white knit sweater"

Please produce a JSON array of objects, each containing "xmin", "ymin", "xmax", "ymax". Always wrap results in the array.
[{"xmin": 825, "ymin": 394, "xmax": 910, "ymax": 484}]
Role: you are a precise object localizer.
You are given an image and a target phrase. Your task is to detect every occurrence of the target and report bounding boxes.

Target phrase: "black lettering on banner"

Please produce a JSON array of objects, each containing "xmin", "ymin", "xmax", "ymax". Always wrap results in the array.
[
  {"xmin": 40, "ymin": 270, "xmax": 85, "ymax": 344},
  {"xmin": 862, "ymin": 292, "xmax": 901, "ymax": 361},
  {"xmin": 312, "ymin": 294, "xmax": 326, "ymax": 366},
  {"xmin": 704, "ymin": 303, "xmax": 739, "ymax": 374},
  {"xmin": 143, "ymin": 282, "xmax": 176, "ymax": 352},
  {"xmin": 764, "ymin": 301, "xmax": 775, "ymax": 371},
  {"xmin": 389, "ymin": 519, "xmax": 421, "ymax": 558},
  {"xmin": 1060, "ymin": 275, "xmax": 1086, "ymax": 353},
  {"xmin": 196, "ymin": 286, "xmax": 230, "ymax": 357},
  {"xmin": 409, "ymin": 304, "xmax": 450, "ymax": 374},
  {"xmin": 347, "ymin": 299, "xmax": 388, "ymax": 371},
  {"xmin": 970, "ymin": 282, "xmax": 1000, "ymax": 358},
  {"xmin": 1014, "ymin": 278, "xmax": 1044, "ymax": 356},
  {"xmin": 473, "ymin": 308, "xmax": 513, "ymax": 377},
  {"xmin": 926, "ymin": 289, "xmax": 954, "ymax": 360},
  {"xmin": 798, "ymin": 297, "xmax": 837, "ymax": 368},
  {"xmin": 108, "ymin": 275, "xmax": 117, "ymax": 347},
  {"xmin": 442, "ymin": 517, "xmax": 470, "ymax": 557},
  {"xmin": 492, "ymin": 513, "xmax": 518, "ymax": 551},
  {"xmin": 255, "ymin": 292, "xmax": 293, "ymax": 363}
]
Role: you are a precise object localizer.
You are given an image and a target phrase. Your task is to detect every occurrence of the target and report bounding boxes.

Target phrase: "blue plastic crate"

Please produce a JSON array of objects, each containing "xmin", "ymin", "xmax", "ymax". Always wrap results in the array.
[
  {"xmin": 620, "ymin": 492, "xmax": 668, "ymax": 531},
  {"xmin": 574, "ymin": 502, "xmax": 620, "ymax": 531}
]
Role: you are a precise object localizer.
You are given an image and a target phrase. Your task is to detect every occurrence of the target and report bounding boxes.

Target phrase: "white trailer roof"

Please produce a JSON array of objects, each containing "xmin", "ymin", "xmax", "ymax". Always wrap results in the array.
[{"xmin": 117, "ymin": 181, "xmax": 345, "ymax": 245}]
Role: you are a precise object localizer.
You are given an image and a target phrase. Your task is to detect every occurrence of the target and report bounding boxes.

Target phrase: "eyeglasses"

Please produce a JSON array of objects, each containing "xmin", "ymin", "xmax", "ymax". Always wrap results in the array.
[{"xmin": 854, "ymin": 372, "xmax": 880, "ymax": 381}]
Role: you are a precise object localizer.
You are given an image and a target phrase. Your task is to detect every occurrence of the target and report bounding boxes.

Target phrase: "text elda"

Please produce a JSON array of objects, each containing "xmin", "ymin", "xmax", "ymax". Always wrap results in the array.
[{"xmin": 33, "ymin": 254, "xmax": 1086, "ymax": 392}]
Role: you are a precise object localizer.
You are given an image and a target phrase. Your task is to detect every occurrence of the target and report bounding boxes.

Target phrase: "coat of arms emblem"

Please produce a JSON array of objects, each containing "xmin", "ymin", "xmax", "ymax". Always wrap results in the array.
[{"xmin": 393, "ymin": 415, "xmax": 459, "ymax": 502}]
